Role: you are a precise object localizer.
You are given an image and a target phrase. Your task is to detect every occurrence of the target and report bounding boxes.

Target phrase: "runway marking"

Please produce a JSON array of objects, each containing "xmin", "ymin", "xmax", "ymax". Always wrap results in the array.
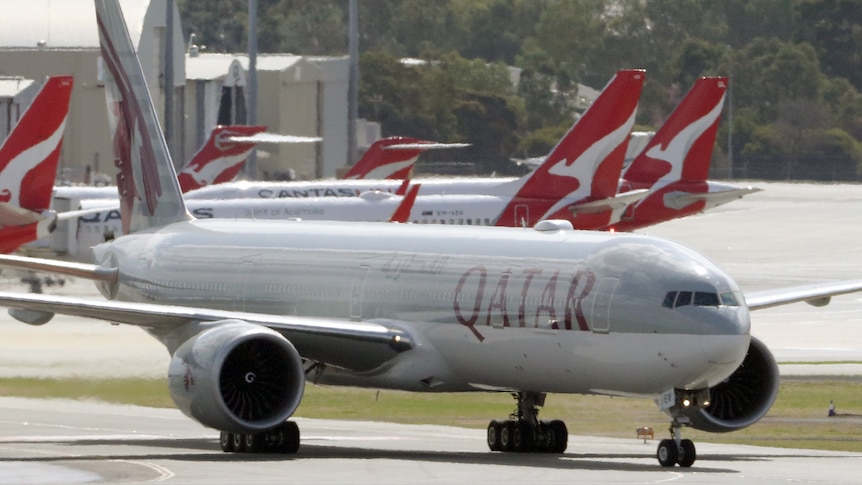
[
  {"xmin": 0, "ymin": 434, "xmax": 191, "ymax": 443},
  {"xmin": 112, "ymin": 460, "xmax": 175, "ymax": 482}
]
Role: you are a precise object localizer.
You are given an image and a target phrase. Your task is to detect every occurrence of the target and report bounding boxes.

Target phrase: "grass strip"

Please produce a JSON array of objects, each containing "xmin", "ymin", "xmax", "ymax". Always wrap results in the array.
[{"xmin": 1, "ymin": 377, "xmax": 859, "ymax": 452}]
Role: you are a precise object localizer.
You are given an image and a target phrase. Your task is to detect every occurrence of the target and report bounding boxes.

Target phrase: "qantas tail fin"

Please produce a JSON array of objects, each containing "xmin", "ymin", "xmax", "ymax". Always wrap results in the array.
[
  {"xmin": 388, "ymin": 184, "xmax": 420, "ymax": 223},
  {"xmin": 177, "ymin": 125, "xmax": 266, "ymax": 192},
  {"xmin": 496, "ymin": 69, "xmax": 644, "ymax": 227},
  {"xmin": 97, "ymin": 0, "xmax": 190, "ymax": 235},
  {"xmin": 343, "ymin": 137, "xmax": 469, "ymax": 180},
  {"xmin": 623, "ymin": 77, "xmax": 728, "ymax": 188},
  {"xmin": 0, "ymin": 76, "xmax": 73, "ymax": 214}
]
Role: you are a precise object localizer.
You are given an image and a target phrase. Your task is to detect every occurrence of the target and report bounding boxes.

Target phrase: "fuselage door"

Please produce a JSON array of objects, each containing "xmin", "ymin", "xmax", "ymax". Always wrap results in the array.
[
  {"xmin": 590, "ymin": 277, "xmax": 619, "ymax": 333},
  {"xmin": 350, "ymin": 265, "xmax": 371, "ymax": 320}
]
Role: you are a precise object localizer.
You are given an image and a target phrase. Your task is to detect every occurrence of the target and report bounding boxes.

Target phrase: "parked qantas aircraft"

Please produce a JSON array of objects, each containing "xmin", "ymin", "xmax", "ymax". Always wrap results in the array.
[
  {"xmin": 2, "ymin": 0, "xmax": 862, "ymax": 468},
  {"xmin": 606, "ymin": 76, "xmax": 760, "ymax": 231},
  {"xmin": 70, "ymin": 75, "xmax": 754, "ymax": 247},
  {"xmin": 69, "ymin": 68, "xmax": 645, "ymax": 252},
  {"xmin": 0, "ymin": 76, "xmax": 74, "ymax": 254}
]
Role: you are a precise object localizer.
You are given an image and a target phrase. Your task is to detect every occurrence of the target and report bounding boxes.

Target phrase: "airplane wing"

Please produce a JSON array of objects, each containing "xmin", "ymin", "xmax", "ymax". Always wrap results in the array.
[
  {"xmin": 0, "ymin": 290, "xmax": 412, "ymax": 372},
  {"xmin": 745, "ymin": 280, "xmax": 862, "ymax": 310},
  {"xmin": 226, "ymin": 133, "xmax": 322, "ymax": 144}
]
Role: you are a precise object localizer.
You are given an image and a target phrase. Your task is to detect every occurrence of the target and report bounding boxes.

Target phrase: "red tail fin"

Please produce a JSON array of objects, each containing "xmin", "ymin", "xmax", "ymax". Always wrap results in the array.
[
  {"xmin": 389, "ymin": 184, "xmax": 421, "ymax": 223},
  {"xmin": 343, "ymin": 137, "xmax": 431, "ymax": 180},
  {"xmin": 177, "ymin": 125, "xmax": 267, "ymax": 192},
  {"xmin": 623, "ymin": 77, "xmax": 728, "ymax": 188},
  {"xmin": 496, "ymin": 69, "xmax": 645, "ymax": 227},
  {"xmin": 0, "ymin": 76, "xmax": 73, "ymax": 212}
]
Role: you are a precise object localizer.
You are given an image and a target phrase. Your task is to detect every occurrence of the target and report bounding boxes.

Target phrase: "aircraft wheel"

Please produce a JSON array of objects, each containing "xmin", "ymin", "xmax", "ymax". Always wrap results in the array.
[
  {"xmin": 487, "ymin": 420, "xmax": 502, "ymax": 451},
  {"xmin": 499, "ymin": 421, "xmax": 514, "ymax": 452},
  {"xmin": 657, "ymin": 439, "xmax": 678, "ymax": 467},
  {"xmin": 547, "ymin": 419, "xmax": 568, "ymax": 453},
  {"xmin": 278, "ymin": 421, "xmax": 301, "ymax": 454},
  {"xmin": 219, "ymin": 431, "xmax": 235, "ymax": 452},
  {"xmin": 244, "ymin": 432, "xmax": 264, "ymax": 453},
  {"xmin": 232, "ymin": 432, "xmax": 246, "ymax": 453},
  {"xmin": 512, "ymin": 421, "xmax": 534, "ymax": 452},
  {"xmin": 678, "ymin": 439, "xmax": 696, "ymax": 467}
]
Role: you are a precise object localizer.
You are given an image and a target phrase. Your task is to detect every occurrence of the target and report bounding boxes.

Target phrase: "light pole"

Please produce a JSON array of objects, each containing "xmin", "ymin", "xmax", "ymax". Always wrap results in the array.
[
  {"xmin": 347, "ymin": 0, "xmax": 359, "ymax": 167},
  {"xmin": 247, "ymin": 0, "xmax": 259, "ymax": 179}
]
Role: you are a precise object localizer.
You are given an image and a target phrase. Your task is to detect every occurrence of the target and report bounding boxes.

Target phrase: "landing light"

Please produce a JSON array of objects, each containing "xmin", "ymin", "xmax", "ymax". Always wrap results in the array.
[{"xmin": 682, "ymin": 399, "xmax": 691, "ymax": 407}]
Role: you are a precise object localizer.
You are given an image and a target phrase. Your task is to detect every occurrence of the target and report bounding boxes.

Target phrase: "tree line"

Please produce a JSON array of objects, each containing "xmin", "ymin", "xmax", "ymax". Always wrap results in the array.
[{"xmin": 178, "ymin": 0, "xmax": 862, "ymax": 181}]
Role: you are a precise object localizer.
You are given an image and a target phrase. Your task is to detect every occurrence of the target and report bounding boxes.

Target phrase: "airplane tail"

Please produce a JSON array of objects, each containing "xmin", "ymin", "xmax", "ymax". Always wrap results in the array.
[
  {"xmin": 388, "ymin": 184, "xmax": 421, "ymax": 223},
  {"xmin": 343, "ymin": 137, "xmax": 425, "ymax": 180},
  {"xmin": 177, "ymin": 125, "xmax": 267, "ymax": 192},
  {"xmin": 623, "ymin": 77, "xmax": 728, "ymax": 188},
  {"xmin": 0, "ymin": 76, "xmax": 73, "ymax": 215},
  {"xmin": 496, "ymin": 69, "xmax": 645, "ymax": 227},
  {"xmin": 97, "ymin": 0, "xmax": 190, "ymax": 235}
]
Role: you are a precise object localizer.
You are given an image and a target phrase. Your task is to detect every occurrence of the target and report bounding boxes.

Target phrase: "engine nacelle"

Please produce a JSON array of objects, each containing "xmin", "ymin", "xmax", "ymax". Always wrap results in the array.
[
  {"xmin": 168, "ymin": 320, "xmax": 305, "ymax": 433},
  {"xmin": 676, "ymin": 336, "xmax": 780, "ymax": 433}
]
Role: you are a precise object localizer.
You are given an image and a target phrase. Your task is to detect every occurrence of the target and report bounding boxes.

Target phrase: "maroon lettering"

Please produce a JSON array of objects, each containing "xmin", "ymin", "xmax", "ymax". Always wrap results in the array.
[
  {"xmin": 486, "ymin": 271, "xmax": 512, "ymax": 328},
  {"xmin": 564, "ymin": 270, "xmax": 595, "ymax": 331},
  {"xmin": 518, "ymin": 269, "xmax": 542, "ymax": 327},
  {"xmin": 537, "ymin": 270, "xmax": 559, "ymax": 328},
  {"xmin": 454, "ymin": 266, "xmax": 486, "ymax": 341}
]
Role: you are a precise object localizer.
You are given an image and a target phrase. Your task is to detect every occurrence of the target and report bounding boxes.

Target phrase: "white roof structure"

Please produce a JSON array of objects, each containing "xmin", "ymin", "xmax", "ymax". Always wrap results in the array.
[
  {"xmin": 0, "ymin": 77, "xmax": 34, "ymax": 98},
  {"xmin": 0, "ymin": 0, "xmax": 148, "ymax": 49},
  {"xmin": 186, "ymin": 54, "xmax": 304, "ymax": 81}
]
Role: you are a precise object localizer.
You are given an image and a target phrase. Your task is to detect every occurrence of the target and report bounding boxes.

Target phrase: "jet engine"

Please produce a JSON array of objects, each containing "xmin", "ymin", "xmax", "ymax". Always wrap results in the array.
[
  {"xmin": 167, "ymin": 320, "xmax": 305, "ymax": 433},
  {"xmin": 677, "ymin": 336, "xmax": 780, "ymax": 433}
]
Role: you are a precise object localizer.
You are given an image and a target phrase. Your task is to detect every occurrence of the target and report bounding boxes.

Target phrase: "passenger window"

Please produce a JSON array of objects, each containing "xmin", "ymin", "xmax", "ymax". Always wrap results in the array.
[
  {"xmin": 694, "ymin": 292, "xmax": 719, "ymax": 306},
  {"xmin": 662, "ymin": 292, "xmax": 677, "ymax": 308},
  {"xmin": 675, "ymin": 291, "xmax": 692, "ymax": 307}
]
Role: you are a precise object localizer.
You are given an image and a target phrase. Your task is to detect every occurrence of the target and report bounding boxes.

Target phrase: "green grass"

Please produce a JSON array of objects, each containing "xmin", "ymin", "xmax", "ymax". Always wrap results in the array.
[{"xmin": 2, "ymin": 377, "xmax": 860, "ymax": 452}]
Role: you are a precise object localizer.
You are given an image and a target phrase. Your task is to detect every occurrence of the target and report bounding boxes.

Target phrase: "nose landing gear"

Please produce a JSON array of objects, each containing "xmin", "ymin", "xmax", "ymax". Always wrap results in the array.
[{"xmin": 657, "ymin": 421, "xmax": 696, "ymax": 467}]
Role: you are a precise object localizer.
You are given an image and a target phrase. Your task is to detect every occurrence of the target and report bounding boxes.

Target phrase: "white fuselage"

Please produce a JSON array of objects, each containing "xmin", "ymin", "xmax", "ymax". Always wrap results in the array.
[{"xmin": 93, "ymin": 218, "xmax": 750, "ymax": 397}]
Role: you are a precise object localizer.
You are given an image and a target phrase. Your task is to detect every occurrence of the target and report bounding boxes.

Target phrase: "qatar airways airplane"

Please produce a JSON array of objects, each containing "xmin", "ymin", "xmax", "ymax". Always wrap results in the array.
[
  {"xmin": 0, "ymin": 76, "xmax": 74, "ymax": 254},
  {"xmin": 4, "ymin": 0, "xmax": 862, "ymax": 469}
]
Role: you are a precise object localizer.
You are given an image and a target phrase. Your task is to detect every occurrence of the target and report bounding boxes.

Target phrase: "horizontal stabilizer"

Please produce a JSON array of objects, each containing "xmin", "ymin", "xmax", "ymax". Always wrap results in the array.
[
  {"xmin": 226, "ymin": 133, "xmax": 322, "ymax": 144},
  {"xmin": 663, "ymin": 186, "xmax": 762, "ymax": 210},
  {"xmin": 568, "ymin": 189, "xmax": 649, "ymax": 215},
  {"xmin": 384, "ymin": 142, "xmax": 470, "ymax": 150}
]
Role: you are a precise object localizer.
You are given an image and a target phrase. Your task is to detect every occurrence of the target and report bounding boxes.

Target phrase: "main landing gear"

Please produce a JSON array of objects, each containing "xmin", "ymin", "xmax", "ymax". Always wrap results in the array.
[
  {"xmin": 219, "ymin": 421, "xmax": 300, "ymax": 454},
  {"xmin": 486, "ymin": 391, "xmax": 568, "ymax": 453},
  {"xmin": 656, "ymin": 420, "xmax": 696, "ymax": 467}
]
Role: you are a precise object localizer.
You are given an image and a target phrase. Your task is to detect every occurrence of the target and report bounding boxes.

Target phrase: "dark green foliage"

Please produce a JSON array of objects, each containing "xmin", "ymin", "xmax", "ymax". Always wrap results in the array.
[{"xmin": 177, "ymin": 0, "xmax": 862, "ymax": 180}]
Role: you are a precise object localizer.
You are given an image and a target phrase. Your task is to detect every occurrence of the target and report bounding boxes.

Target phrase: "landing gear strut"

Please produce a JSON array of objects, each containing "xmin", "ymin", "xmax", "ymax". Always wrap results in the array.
[
  {"xmin": 486, "ymin": 392, "xmax": 567, "ymax": 453},
  {"xmin": 656, "ymin": 420, "xmax": 696, "ymax": 467},
  {"xmin": 219, "ymin": 421, "xmax": 300, "ymax": 454}
]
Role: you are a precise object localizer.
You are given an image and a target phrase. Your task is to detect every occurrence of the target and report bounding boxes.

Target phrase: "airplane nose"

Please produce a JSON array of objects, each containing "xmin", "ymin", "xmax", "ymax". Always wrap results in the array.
[{"xmin": 700, "ymin": 306, "xmax": 750, "ymax": 370}]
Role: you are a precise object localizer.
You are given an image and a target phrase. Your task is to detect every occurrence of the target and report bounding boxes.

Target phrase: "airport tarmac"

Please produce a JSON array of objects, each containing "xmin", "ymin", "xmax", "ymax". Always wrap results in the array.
[
  {"xmin": 0, "ymin": 181, "xmax": 861, "ymax": 482},
  {"xmin": 1, "ymin": 396, "xmax": 861, "ymax": 485}
]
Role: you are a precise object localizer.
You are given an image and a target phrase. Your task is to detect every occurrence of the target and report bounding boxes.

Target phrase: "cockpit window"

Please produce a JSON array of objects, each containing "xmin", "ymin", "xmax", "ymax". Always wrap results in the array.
[
  {"xmin": 720, "ymin": 291, "xmax": 741, "ymax": 306},
  {"xmin": 675, "ymin": 291, "xmax": 692, "ymax": 307},
  {"xmin": 663, "ymin": 290, "xmax": 736, "ymax": 308},
  {"xmin": 694, "ymin": 292, "xmax": 720, "ymax": 306}
]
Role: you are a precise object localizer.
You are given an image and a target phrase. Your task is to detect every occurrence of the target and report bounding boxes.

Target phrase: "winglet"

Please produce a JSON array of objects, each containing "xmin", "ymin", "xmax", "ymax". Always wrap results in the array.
[
  {"xmin": 177, "ymin": 125, "xmax": 267, "ymax": 192},
  {"xmin": 389, "ymin": 184, "xmax": 420, "ymax": 223},
  {"xmin": 96, "ymin": 0, "xmax": 190, "ymax": 234},
  {"xmin": 623, "ymin": 77, "xmax": 728, "ymax": 187}
]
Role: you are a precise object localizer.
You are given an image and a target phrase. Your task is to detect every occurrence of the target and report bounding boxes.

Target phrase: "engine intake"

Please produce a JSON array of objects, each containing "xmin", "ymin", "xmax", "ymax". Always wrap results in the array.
[
  {"xmin": 168, "ymin": 320, "xmax": 305, "ymax": 433},
  {"xmin": 678, "ymin": 336, "xmax": 779, "ymax": 433}
]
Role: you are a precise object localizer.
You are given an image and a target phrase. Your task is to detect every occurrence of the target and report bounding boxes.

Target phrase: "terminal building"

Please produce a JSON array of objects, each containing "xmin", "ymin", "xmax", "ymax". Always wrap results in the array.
[{"xmin": 0, "ymin": 0, "xmax": 350, "ymax": 183}]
